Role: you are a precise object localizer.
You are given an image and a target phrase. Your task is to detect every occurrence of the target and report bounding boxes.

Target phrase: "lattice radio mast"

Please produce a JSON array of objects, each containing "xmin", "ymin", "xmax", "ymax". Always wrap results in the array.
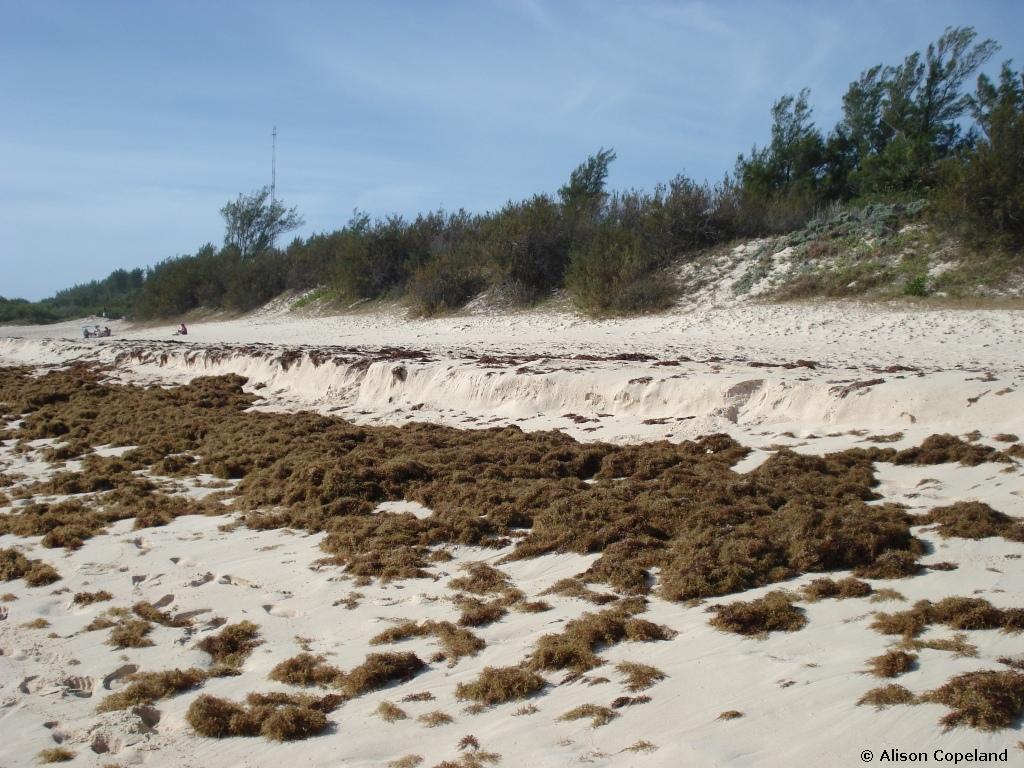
[{"xmin": 270, "ymin": 125, "xmax": 277, "ymax": 206}]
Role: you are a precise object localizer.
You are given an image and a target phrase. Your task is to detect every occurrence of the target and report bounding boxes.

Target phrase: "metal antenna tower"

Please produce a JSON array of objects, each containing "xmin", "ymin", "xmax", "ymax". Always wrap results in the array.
[{"xmin": 270, "ymin": 125, "xmax": 277, "ymax": 206}]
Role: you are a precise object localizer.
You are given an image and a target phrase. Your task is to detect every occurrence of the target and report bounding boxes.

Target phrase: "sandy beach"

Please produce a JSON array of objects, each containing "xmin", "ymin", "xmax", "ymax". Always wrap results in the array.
[{"xmin": 2, "ymin": 299, "xmax": 1023, "ymax": 767}]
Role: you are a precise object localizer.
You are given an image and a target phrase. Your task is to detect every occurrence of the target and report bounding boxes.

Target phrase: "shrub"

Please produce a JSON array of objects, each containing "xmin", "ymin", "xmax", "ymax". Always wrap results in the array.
[
  {"xmin": 407, "ymin": 247, "xmax": 485, "ymax": 316},
  {"xmin": 565, "ymin": 224, "xmax": 676, "ymax": 316}
]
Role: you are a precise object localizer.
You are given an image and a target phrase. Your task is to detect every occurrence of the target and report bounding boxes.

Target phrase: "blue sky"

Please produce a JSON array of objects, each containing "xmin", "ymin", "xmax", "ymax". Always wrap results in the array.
[{"xmin": 2, "ymin": 0, "xmax": 1021, "ymax": 300}]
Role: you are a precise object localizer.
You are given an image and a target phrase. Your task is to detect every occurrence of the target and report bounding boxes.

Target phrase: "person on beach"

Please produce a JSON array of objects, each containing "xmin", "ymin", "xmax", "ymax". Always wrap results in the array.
[{"xmin": 174, "ymin": 323, "xmax": 188, "ymax": 336}]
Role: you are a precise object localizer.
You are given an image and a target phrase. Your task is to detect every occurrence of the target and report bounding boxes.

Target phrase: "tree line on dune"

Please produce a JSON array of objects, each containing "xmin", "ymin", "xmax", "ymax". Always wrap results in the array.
[{"xmin": 3, "ymin": 26, "xmax": 1021, "ymax": 325}]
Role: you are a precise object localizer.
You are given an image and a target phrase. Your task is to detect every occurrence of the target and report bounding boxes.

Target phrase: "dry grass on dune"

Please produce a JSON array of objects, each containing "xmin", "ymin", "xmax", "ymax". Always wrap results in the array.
[{"xmin": 3, "ymin": 366, "xmax": 997, "ymax": 604}]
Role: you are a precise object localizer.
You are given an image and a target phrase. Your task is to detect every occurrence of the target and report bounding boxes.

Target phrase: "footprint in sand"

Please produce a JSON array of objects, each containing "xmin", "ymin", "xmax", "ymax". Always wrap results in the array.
[
  {"xmin": 170, "ymin": 555, "xmax": 198, "ymax": 567},
  {"xmin": 18, "ymin": 675, "xmax": 38, "ymax": 694},
  {"xmin": 173, "ymin": 609, "xmax": 211, "ymax": 624},
  {"xmin": 220, "ymin": 574, "xmax": 258, "ymax": 588},
  {"xmin": 0, "ymin": 606, "xmax": 7, "ymax": 621},
  {"xmin": 62, "ymin": 675, "xmax": 95, "ymax": 698},
  {"xmin": 134, "ymin": 705, "xmax": 161, "ymax": 732},
  {"xmin": 91, "ymin": 733, "xmax": 122, "ymax": 755},
  {"xmin": 152, "ymin": 594, "xmax": 174, "ymax": 609},
  {"xmin": 262, "ymin": 604, "xmax": 301, "ymax": 619},
  {"xmin": 131, "ymin": 537, "xmax": 151, "ymax": 553},
  {"xmin": 131, "ymin": 575, "xmax": 146, "ymax": 586},
  {"xmin": 189, "ymin": 572, "xmax": 214, "ymax": 587},
  {"xmin": 102, "ymin": 664, "xmax": 138, "ymax": 690}
]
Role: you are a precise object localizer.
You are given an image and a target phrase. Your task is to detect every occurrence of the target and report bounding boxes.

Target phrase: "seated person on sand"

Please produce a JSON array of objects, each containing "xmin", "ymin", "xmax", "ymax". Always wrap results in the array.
[{"xmin": 174, "ymin": 323, "xmax": 188, "ymax": 336}]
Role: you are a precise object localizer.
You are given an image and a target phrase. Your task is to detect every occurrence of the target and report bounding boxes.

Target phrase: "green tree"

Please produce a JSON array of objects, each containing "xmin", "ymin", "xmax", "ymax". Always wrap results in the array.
[
  {"xmin": 221, "ymin": 186, "xmax": 304, "ymax": 258},
  {"xmin": 845, "ymin": 26, "xmax": 999, "ymax": 193}
]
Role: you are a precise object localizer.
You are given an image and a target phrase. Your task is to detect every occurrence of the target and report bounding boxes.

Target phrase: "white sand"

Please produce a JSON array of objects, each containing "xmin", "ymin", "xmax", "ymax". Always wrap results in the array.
[{"xmin": 2, "ymin": 299, "xmax": 1023, "ymax": 766}]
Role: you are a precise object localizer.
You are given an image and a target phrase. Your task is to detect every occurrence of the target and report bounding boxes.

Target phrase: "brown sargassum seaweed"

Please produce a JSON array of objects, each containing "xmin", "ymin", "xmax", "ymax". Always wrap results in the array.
[{"xmin": 0, "ymin": 365, "xmax": 1018, "ymax": 601}]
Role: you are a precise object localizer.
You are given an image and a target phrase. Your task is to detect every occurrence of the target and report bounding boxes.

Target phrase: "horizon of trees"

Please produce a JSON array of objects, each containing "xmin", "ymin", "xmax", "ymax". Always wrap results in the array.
[{"xmin": 3, "ymin": 25, "xmax": 1022, "ymax": 324}]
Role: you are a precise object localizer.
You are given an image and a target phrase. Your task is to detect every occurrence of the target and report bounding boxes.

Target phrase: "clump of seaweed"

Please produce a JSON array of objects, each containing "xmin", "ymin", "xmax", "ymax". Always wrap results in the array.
[
  {"xmin": 558, "ymin": 703, "xmax": 618, "ymax": 727},
  {"xmin": 37, "ymin": 747, "xmax": 75, "ymax": 763},
  {"xmin": 186, "ymin": 691, "xmax": 341, "ymax": 740},
  {"xmin": 799, "ymin": 577, "xmax": 872, "ymax": 601},
  {"xmin": 0, "ymin": 547, "xmax": 60, "ymax": 587},
  {"xmin": 376, "ymin": 701, "xmax": 408, "ymax": 722},
  {"xmin": 371, "ymin": 620, "xmax": 485, "ymax": 663},
  {"xmin": 344, "ymin": 652, "xmax": 426, "ymax": 697},
  {"xmin": 858, "ymin": 684, "xmax": 917, "ymax": 709},
  {"xmin": 97, "ymin": 668, "xmax": 207, "ymax": 711},
  {"xmin": 449, "ymin": 563, "xmax": 513, "ymax": 595},
  {"xmin": 541, "ymin": 578, "xmax": 617, "ymax": 605},
  {"xmin": 708, "ymin": 591, "xmax": 807, "ymax": 636},
  {"xmin": 108, "ymin": 618, "xmax": 155, "ymax": 649},
  {"xmin": 455, "ymin": 666, "xmax": 546, "ymax": 705},
  {"xmin": 921, "ymin": 671, "xmax": 1024, "ymax": 731},
  {"xmin": 871, "ymin": 597, "xmax": 1024, "ymax": 639},
  {"xmin": 894, "ymin": 434, "xmax": 1010, "ymax": 467},
  {"xmin": 418, "ymin": 710, "xmax": 454, "ymax": 727},
  {"xmin": 268, "ymin": 653, "xmax": 344, "ymax": 688},
  {"xmin": 615, "ymin": 662, "xmax": 666, "ymax": 692},
  {"xmin": 133, "ymin": 601, "xmax": 190, "ymax": 628},
  {"xmin": 529, "ymin": 607, "xmax": 675, "ymax": 672},
  {"xmin": 195, "ymin": 621, "xmax": 262, "ymax": 668},
  {"xmin": 920, "ymin": 502, "xmax": 1024, "ymax": 542},
  {"xmin": 73, "ymin": 590, "xmax": 113, "ymax": 606},
  {"xmin": 0, "ymin": 367, "xmax": 941, "ymax": 604},
  {"xmin": 866, "ymin": 649, "xmax": 917, "ymax": 678}
]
